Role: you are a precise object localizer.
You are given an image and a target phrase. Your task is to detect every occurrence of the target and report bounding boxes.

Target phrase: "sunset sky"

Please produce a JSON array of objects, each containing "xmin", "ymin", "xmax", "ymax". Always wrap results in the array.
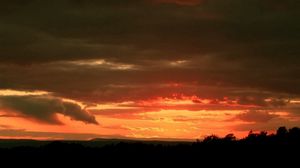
[{"xmin": 0, "ymin": 0, "xmax": 300, "ymax": 140}]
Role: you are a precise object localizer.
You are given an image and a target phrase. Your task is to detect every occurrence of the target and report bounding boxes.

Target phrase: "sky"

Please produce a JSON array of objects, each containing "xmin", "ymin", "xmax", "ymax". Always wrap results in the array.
[{"xmin": 0, "ymin": 0, "xmax": 300, "ymax": 140}]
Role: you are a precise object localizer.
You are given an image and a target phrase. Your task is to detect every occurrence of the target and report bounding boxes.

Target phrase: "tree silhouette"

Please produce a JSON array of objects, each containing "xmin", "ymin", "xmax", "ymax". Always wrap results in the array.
[
  {"xmin": 277, "ymin": 126, "xmax": 288, "ymax": 137},
  {"xmin": 224, "ymin": 134, "xmax": 236, "ymax": 141},
  {"xmin": 202, "ymin": 135, "xmax": 220, "ymax": 144},
  {"xmin": 276, "ymin": 127, "xmax": 288, "ymax": 138},
  {"xmin": 1, "ymin": 126, "xmax": 300, "ymax": 162},
  {"xmin": 288, "ymin": 127, "xmax": 300, "ymax": 143}
]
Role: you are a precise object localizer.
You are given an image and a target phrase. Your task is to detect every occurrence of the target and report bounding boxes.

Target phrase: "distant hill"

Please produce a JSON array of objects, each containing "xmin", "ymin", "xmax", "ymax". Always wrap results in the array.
[{"xmin": 1, "ymin": 126, "xmax": 300, "ymax": 166}]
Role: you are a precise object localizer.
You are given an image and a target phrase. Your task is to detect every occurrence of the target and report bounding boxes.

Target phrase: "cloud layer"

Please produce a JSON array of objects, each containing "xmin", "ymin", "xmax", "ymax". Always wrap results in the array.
[{"xmin": 0, "ymin": 0, "xmax": 299, "ymax": 99}]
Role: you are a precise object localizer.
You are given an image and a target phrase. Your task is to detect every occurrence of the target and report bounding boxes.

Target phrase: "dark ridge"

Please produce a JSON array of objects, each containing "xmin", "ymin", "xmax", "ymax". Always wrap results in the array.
[{"xmin": 0, "ymin": 126, "xmax": 299, "ymax": 165}]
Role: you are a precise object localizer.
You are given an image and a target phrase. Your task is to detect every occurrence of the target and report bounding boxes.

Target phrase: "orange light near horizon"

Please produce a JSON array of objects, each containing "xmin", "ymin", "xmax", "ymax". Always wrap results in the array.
[
  {"xmin": 136, "ymin": 94, "xmax": 204, "ymax": 106},
  {"xmin": 2, "ymin": 90, "xmax": 298, "ymax": 140}
]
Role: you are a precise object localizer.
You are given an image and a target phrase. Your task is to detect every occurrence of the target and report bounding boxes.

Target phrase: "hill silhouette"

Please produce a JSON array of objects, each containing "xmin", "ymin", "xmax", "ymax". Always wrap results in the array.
[{"xmin": 1, "ymin": 126, "xmax": 300, "ymax": 165}]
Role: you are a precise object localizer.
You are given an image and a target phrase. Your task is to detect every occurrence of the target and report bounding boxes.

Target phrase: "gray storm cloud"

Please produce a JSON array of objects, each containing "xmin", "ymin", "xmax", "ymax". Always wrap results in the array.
[
  {"xmin": 0, "ymin": 95, "xmax": 98, "ymax": 125},
  {"xmin": 235, "ymin": 110, "xmax": 279, "ymax": 123}
]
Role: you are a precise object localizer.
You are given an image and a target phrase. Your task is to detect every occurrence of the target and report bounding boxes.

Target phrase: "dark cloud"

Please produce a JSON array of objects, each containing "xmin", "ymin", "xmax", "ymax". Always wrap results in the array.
[
  {"xmin": 0, "ymin": 0, "xmax": 299, "ymax": 64},
  {"xmin": 235, "ymin": 110, "xmax": 278, "ymax": 123},
  {"xmin": 0, "ymin": 125, "xmax": 11, "ymax": 129},
  {"xmin": 0, "ymin": 95, "xmax": 98, "ymax": 125},
  {"xmin": 237, "ymin": 97, "xmax": 289, "ymax": 107},
  {"xmin": 0, "ymin": 62, "xmax": 295, "ymax": 105},
  {"xmin": 0, "ymin": 0, "xmax": 299, "ymax": 105}
]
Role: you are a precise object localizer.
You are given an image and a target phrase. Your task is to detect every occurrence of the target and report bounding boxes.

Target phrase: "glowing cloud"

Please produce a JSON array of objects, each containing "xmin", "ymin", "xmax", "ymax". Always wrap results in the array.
[{"xmin": 0, "ymin": 89, "xmax": 49, "ymax": 96}]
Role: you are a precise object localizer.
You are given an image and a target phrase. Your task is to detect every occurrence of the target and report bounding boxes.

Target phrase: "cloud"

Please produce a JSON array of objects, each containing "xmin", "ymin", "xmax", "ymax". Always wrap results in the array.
[
  {"xmin": 0, "ymin": 61, "xmax": 294, "ymax": 103},
  {"xmin": 235, "ymin": 110, "xmax": 279, "ymax": 123},
  {"xmin": 0, "ymin": 0, "xmax": 299, "ymax": 139},
  {"xmin": 0, "ymin": 95, "xmax": 98, "ymax": 125},
  {"xmin": 0, "ymin": 125, "xmax": 11, "ymax": 129},
  {"xmin": 0, "ymin": 0, "xmax": 299, "ymax": 64},
  {"xmin": 236, "ymin": 96, "xmax": 289, "ymax": 107},
  {"xmin": 233, "ymin": 117, "xmax": 300, "ymax": 132},
  {"xmin": 0, "ymin": 0, "xmax": 299, "ymax": 111}
]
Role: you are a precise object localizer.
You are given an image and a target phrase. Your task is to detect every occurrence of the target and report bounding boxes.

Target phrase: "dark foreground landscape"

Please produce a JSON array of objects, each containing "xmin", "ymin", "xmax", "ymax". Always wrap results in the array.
[{"xmin": 1, "ymin": 127, "xmax": 300, "ymax": 165}]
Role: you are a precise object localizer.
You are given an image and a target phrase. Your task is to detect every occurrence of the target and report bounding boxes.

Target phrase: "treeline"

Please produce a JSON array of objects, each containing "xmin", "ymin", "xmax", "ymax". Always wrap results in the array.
[
  {"xmin": 0, "ymin": 127, "xmax": 300, "ymax": 165},
  {"xmin": 199, "ymin": 126, "xmax": 300, "ymax": 145}
]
